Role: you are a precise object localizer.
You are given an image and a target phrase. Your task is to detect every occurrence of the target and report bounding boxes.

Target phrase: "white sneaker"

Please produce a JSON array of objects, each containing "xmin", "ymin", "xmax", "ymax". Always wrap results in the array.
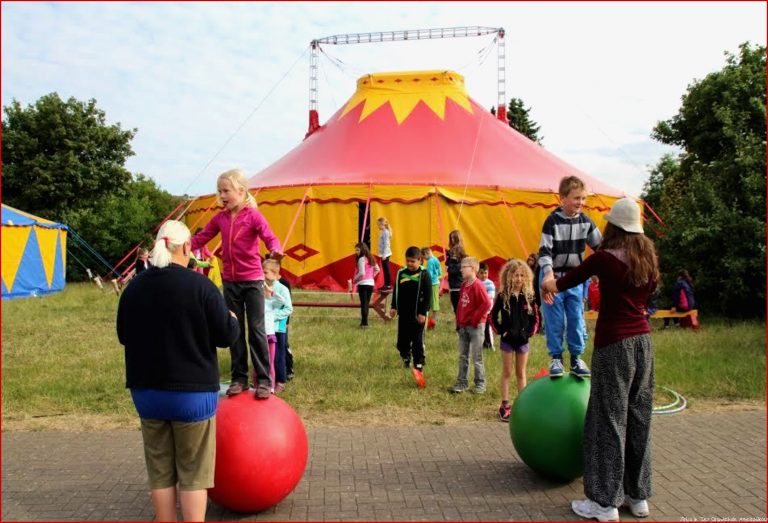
[
  {"xmin": 571, "ymin": 499, "xmax": 619, "ymax": 522},
  {"xmin": 623, "ymin": 497, "xmax": 649, "ymax": 518}
]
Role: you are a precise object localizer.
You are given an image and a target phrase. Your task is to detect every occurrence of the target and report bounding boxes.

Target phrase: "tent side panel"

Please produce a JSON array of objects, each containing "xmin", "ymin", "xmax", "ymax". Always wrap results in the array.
[
  {"xmin": 10, "ymin": 229, "xmax": 51, "ymax": 298},
  {"xmin": 1, "ymin": 226, "xmax": 32, "ymax": 295}
]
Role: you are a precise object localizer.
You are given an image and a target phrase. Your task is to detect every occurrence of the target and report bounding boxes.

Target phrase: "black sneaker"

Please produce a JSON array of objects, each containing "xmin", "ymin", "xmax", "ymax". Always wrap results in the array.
[{"xmin": 403, "ymin": 359, "xmax": 410, "ymax": 368}]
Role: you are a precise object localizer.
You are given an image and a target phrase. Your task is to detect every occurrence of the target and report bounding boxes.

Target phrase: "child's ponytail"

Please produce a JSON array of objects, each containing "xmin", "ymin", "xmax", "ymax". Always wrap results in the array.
[{"xmin": 149, "ymin": 220, "xmax": 191, "ymax": 269}]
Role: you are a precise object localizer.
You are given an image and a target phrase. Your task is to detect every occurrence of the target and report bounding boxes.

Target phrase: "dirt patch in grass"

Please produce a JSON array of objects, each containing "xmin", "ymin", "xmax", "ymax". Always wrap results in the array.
[
  {"xmin": 2, "ymin": 413, "xmax": 139, "ymax": 432},
  {"xmin": 3, "ymin": 400, "xmax": 764, "ymax": 432},
  {"xmin": 684, "ymin": 398, "xmax": 766, "ymax": 412}
]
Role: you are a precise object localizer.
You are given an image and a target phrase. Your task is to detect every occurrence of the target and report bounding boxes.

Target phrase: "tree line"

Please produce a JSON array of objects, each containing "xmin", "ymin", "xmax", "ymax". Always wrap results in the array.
[{"xmin": 2, "ymin": 94, "xmax": 181, "ymax": 281}]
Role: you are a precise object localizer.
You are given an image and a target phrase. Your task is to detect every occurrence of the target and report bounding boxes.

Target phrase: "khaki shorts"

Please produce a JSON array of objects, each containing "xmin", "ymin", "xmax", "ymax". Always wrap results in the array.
[{"xmin": 140, "ymin": 417, "xmax": 216, "ymax": 491}]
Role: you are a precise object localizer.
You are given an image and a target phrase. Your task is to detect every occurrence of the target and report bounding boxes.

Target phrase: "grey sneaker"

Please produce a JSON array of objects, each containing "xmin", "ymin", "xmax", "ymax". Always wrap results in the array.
[
  {"xmin": 623, "ymin": 497, "xmax": 649, "ymax": 518},
  {"xmin": 571, "ymin": 499, "xmax": 619, "ymax": 522},
  {"xmin": 473, "ymin": 386, "xmax": 486, "ymax": 394},
  {"xmin": 450, "ymin": 383, "xmax": 469, "ymax": 393},
  {"xmin": 570, "ymin": 358, "xmax": 591, "ymax": 378},
  {"xmin": 549, "ymin": 358, "xmax": 564, "ymax": 378}
]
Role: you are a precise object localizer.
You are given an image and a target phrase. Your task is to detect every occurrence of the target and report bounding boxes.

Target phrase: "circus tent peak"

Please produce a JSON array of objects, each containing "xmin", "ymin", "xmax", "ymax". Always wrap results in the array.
[{"xmin": 248, "ymin": 70, "xmax": 626, "ymax": 198}]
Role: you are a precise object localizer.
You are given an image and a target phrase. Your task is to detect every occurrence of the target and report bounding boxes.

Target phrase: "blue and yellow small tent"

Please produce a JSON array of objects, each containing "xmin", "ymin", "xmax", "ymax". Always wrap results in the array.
[{"xmin": 1, "ymin": 204, "xmax": 68, "ymax": 299}]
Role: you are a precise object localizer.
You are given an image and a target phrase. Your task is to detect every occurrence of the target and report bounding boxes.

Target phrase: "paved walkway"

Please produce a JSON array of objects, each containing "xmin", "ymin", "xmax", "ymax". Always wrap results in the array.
[{"xmin": 2, "ymin": 410, "xmax": 765, "ymax": 522}]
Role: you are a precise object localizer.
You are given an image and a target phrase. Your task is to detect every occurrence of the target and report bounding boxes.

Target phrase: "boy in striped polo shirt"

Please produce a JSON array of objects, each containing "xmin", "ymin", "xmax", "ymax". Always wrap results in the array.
[{"xmin": 538, "ymin": 176, "xmax": 602, "ymax": 378}]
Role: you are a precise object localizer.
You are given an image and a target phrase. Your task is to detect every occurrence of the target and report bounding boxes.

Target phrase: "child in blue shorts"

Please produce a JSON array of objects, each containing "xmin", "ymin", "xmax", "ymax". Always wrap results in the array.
[{"xmin": 491, "ymin": 259, "xmax": 539, "ymax": 422}]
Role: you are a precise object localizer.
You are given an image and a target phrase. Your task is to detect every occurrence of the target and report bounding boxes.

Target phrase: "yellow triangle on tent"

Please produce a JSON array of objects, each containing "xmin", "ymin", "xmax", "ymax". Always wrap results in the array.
[
  {"xmin": 1, "ymin": 226, "xmax": 32, "ymax": 292},
  {"xmin": 59, "ymin": 230, "xmax": 68, "ymax": 273},
  {"xmin": 35, "ymin": 226, "xmax": 59, "ymax": 288}
]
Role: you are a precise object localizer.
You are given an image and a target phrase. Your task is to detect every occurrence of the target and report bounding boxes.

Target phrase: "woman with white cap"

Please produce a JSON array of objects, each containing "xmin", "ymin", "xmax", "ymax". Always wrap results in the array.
[{"xmin": 542, "ymin": 197, "xmax": 658, "ymax": 522}]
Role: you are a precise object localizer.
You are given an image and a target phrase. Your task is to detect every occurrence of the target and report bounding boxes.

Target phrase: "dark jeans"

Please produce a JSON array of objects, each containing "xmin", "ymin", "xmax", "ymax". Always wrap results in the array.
[
  {"xmin": 450, "ymin": 290, "xmax": 460, "ymax": 314},
  {"xmin": 381, "ymin": 257, "xmax": 391, "ymax": 288},
  {"xmin": 397, "ymin": 319, "xmax": 426, "ymax": 367},
  {"xmin": 223, "ymin": 280, "xmax": 270, "ymax": 388},
  {"xmin": 358, "ymin": 284, "xmax": 374, "ymax": 326},
  {"xmin": 275, "ymin": 331, "xmax": 287, "ymax": 384},
  {"xmin": 285, "ymin": 325, "xmax": 293, "ymax": 375}
]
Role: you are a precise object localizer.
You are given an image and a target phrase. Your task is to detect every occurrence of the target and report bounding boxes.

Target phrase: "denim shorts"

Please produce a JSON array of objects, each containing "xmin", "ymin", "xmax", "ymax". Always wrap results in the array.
[{"xmin": 500, "ymin": 341, "xmax": 529, "ymax": 354}]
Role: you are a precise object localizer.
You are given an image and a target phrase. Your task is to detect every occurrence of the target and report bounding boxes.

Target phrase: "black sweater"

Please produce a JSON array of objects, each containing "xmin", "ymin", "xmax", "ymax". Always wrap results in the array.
[
  {"xmin": 117, "ymin": 264, "xmax": 240, "ymax": 391},
  {"xmin": 491, "ymin": 293, "xmax": 539, "ymax": 346},
  {"xmin": 391, "ymin": 267, "xmax": 432, "ymax": 321}
]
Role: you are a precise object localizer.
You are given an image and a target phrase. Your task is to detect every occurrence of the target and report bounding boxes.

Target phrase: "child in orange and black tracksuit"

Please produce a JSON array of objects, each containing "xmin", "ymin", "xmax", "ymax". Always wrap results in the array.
[{"xmin": 390, "ymin": 246, "xmax": 432, "ymax": 371}]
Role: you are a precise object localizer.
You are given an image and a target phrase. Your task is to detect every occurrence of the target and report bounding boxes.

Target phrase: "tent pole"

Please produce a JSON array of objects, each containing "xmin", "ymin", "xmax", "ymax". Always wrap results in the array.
[
  {"xmin": 112, "ymin": 197, "xmax": 189, "ymax": 279},
  {"xmin": 433, "ymin": 188, "xmax": 450, "ymax": 291},
  {"xmin": 642, "ymin": 199, "xmax": 668, "ymax": 228},
  {"xmin": 282, "ymin": 187, "xmax": 312, "ymax": 249},
  {"xmin": 185, "ymin": 195, "xmax": 222, "ymax": 234},
  {"xmin": 497, "ymin": 189, "xmax": 531, "ymax": 258},
  {"xmin": 360, "ymin": 184, "xmax": 372, "ymax": 244}
]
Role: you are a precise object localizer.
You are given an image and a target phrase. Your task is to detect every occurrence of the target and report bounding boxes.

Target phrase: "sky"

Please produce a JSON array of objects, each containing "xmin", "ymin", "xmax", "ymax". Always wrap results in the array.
[{"xmin": 2, "ymin": 2, "xmax": 765, "ymax": 198}]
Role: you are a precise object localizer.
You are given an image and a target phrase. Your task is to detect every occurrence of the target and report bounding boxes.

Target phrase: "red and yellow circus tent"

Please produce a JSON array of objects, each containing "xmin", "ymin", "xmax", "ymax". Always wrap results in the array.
[{"xmin": 186, "ymin": 70, "xmax": 630, "ymax": 291}]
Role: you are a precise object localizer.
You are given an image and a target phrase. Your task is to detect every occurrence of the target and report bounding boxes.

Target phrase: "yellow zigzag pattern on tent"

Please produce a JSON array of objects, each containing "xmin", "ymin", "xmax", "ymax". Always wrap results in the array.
[
  {"xmin": 340, "ymin": 70, "xmax": 473, "ymax": 125},
  {"xmin": 1, "ymin": 226, "xmax": 31, "ymax": 292}
]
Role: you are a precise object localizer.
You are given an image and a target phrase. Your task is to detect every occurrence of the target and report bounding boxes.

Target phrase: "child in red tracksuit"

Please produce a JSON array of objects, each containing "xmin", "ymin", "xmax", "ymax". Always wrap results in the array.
[
  {"xmin": 450, "ymin": 257, "xmax": 492, "ymax": 394},
  {"xmin": 191, "ymin": 168, "xmax": 283, "ymax": 400}
]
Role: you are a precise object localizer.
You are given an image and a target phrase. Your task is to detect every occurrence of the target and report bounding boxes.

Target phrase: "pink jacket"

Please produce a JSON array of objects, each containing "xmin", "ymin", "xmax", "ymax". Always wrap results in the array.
[{"xmin": 191, "ymin": 207, "xmax": 280, "ymax": 282}]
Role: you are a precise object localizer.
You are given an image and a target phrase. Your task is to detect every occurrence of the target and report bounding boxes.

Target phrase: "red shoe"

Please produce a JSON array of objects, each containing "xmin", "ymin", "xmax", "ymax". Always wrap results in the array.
[{"xmin": 412, "ymin": 367, "xmax": 426, "ymax": 389}]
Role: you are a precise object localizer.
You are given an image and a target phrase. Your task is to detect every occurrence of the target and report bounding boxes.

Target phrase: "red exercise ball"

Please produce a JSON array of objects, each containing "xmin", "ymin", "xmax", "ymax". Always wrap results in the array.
[{"xmin": 208, "ymin": 391, "xmax": 308, "ymax": 513}]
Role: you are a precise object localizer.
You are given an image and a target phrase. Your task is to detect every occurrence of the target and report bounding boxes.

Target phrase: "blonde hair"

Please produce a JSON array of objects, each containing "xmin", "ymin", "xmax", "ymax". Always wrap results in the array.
[
  {"xmin": 498, "ymin": 259, "xmax": 535, "ymax": 311},
  {"xmin": 217, "ymin": 168, "xmax": 257, "ymax": 209},
  {"xmin": 377, "ymin": 217, "xmax": 391, "ymax": 236},
  {"xmin": 558, "ymin": 175, "xmax": 586, "ymax": 197},
  {"xmin": 460, "ymin": 256, "xmax": 479, "ymax": 271},
  {"xmin": 263, "ymin": 258, "xmax": 281, "ymax": 272},
  {"xmin": 149, "ymin": 220, "xmax": 191, "ymax": 269}
]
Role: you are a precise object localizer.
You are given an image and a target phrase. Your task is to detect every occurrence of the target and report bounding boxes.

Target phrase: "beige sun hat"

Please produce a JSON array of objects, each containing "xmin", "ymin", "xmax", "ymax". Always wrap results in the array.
[{"xmin": 604, "ymin": 198, "xmax": 644, "ymax": 233}]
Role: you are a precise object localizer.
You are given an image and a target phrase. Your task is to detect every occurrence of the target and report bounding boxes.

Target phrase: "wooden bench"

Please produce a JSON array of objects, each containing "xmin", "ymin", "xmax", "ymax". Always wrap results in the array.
[
  {"xmin": 584, "ymin": 309, "xmax": 699, "ymax": 329},
  {"xmin": 293, "ymin": 290, "xmax": 392, "ymax": 321}
]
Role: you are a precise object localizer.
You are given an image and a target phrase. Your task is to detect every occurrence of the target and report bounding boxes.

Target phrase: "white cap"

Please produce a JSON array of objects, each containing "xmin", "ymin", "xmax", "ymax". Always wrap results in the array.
[{"xmin": 604, "ymin": 198, "xmax": 644, "ymax": 233}]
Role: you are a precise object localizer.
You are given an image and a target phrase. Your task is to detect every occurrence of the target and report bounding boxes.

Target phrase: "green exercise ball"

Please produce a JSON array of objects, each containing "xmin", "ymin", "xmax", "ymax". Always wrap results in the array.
[{"xmin": 510, "ymin": 374, "xmax": 591, "ymax": 481}]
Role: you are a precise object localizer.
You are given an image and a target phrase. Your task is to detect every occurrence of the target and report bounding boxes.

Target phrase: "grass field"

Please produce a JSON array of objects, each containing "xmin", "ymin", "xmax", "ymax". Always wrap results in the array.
[{"xmin": 2, "ymin": 282, "xmax": 765, "ymax": 431}]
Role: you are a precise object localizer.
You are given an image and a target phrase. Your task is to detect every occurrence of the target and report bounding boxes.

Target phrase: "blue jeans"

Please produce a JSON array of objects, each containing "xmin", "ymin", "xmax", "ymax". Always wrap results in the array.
[
  {"xmin": 455, "ymin": 324, "xmax": 486, "ymax": 389},
  {"xmin": 541, "ymin": 284, "xmax": 586, "ymax": 360}
]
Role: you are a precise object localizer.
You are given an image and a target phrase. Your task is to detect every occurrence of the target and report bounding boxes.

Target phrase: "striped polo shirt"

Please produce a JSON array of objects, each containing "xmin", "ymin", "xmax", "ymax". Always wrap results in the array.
[{"xmin": 538, "ymin": 207, "xmax": 602, "ymax": 278}]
